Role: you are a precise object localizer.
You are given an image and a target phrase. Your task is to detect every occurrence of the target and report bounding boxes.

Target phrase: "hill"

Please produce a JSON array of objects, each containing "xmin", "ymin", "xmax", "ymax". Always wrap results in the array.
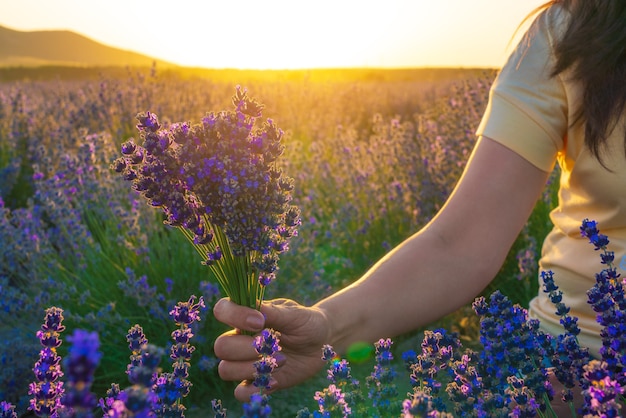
[{"xmin": 0, "ymin": 25, "xmax": 176, "ymax": 68}]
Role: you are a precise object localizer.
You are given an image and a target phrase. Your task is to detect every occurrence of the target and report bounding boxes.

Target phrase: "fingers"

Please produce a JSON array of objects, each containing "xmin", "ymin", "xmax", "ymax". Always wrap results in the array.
[
  {"xmin": 214, "ymin": 329, "xmax": 288, "ymax": 370},
  {"xmin": 213, "ymin": 331, "xmax": 258, "ymax": 361},
  {"xmin": 213, "ymin": 297, "xmax": 310, "ymax": 403},
  {"xmin": 214, "ymin": 332, "xmax": 259, "ymax": 387},
  {"xmin": 213, "ymin": 298, "xmax": 265, "ymax": 332},
  {"xmin": 234, "ymin": 381, "xmax": 258, "ymax": 402},
  {"xmin": 214, "ymin": 297, "xmax": 302, "ymax": 334},
  {"xmin": 217, "ymin": 359, "xmax": 256, "ymax": 382}
]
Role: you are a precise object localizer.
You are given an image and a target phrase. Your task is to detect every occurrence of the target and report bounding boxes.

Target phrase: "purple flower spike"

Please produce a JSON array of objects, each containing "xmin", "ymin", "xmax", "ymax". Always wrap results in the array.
[
  {"xmin": 258, "ymin": 272, "xmax": 275, "ymax": 287},
  {"xmin": 402, "ymin": 389, "xmax": 440, "ymax": 417},
  {"xmin": 581, "ymin": 218, "xmax": 610, "ymax": 250},
  {"xmin": 61, "ymin": 330, "xmax": 102, "ymax": 415},
  {"xmin": 40, "ymin": 306, "xmax": 66, "ymax": 334},
  {"xmin": 251, "ymin": 328, "xmax": 281, "ymax": 391},
  {"xmin": 169, "ymin": 295, "xmax": 205, "ymax": 325},
  {"xmin": 0, "ymin": 402, "xmax": 17, "ymax": 418},
  {"xmin": 154, "ymin": 296, "xmax": 204, "ymax": 415},
  {"xmin": 104, "ymin": 400, "xmax": 126, "ymax": 418},
  {"xmin": 211, "ymin": 399, "xmax": 228, "ymax": 418},
  {"xmin": 98, "ymin": 383, "xmax": 122, "ymax": 416},
  {"xmin": 127, "ymin": 324, "xmax": 148, "ymax": 356},
  {"xmin": 367, "ymin": 338, "xmax": 399, "ymax": 413},
  {"xmin": 581, "ymin": 360, "xmax": 624, "ymax": 416},
  {"xmin": 322, "ymin": 344, "xmax": 337, "ymax": 362},
  {"xmin": 243, "ymin": 393, "xmax": 271, "ymax": 418},
  {"xmin": 252, "ymin": 356, "xmax": 278, "ymax": 389},
  {"xmin": 253, "ymin": 328, "xmax": 281, "ymax": 357},
  {"xmin": 120, "ymin": 140, "xmax": 137, "ymax": 155},
  {"xmin": 136, "ymin": 111, "xmax": 161, "ymax": 132},
  {"xmin": 29, "ymin": 307, "xmax": 66, "ymax": 417},
  {"xmin": 314, "ymin": 384, "xmax": 351, "ymax": 417},
  {"xmin": 107, "ymin": 343, "xmax": 161, "ymax": 417}
]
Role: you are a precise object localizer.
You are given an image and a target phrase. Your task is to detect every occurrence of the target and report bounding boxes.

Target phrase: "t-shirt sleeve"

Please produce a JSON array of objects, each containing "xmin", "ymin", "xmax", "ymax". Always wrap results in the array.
[{"xmin": 476, "ymin": 8, "xmax": 568, "ymax": 172}]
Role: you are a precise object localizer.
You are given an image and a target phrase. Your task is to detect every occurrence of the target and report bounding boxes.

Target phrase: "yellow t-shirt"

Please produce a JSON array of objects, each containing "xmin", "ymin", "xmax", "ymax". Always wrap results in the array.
[{"xmin": 476, "ymin": 5, "xmax": 626, "ymax": 357}]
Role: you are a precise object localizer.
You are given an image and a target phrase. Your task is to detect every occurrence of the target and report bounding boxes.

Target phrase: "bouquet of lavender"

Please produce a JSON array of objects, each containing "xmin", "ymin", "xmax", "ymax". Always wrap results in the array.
[{"xmin": 112, "ymin": 87, "xmax": 300, "ymax": 310}]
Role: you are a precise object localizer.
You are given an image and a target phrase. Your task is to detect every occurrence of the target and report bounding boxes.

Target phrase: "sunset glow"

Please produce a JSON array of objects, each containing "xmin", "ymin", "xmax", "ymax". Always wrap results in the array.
[{"xmin": 0, "ymin": 0, "xmax": 546, "ymax": 69}]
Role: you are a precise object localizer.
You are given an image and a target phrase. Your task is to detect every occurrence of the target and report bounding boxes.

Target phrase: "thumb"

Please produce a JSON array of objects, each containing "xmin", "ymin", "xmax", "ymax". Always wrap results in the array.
[
  {"xmin": 259, "ymin": 298, "xmax": 306, "ymax": 329},
  {"xmin": 213, "ymin": 298, "xmax": 266, "ymax": 332}
]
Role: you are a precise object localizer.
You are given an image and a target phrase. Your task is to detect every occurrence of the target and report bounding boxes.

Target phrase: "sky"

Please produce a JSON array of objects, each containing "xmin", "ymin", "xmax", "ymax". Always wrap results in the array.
[{"xmin": 0, "ymin": 0, "xmax": 547, "ymax": 70}]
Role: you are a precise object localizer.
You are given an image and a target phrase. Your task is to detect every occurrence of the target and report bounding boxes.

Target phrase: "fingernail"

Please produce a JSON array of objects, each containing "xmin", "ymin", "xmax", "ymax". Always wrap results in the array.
[{"xmin": 246, "ymin": 315, "xmax": 264, "ymax": 330}]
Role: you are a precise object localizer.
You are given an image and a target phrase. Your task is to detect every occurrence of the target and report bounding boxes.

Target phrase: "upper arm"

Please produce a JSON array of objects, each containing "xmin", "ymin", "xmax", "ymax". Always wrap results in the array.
[
  {"xmin": 427, "ymin": 135, "xmax": 552, "ymax": 278},
  {"xmin": 476, "ymin": 7, "xmax": 567, "ymax": 173}
]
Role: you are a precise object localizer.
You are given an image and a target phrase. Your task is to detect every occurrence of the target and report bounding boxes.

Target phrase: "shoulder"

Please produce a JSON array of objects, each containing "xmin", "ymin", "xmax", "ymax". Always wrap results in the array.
[
  {"xmin": 493, "ymin": 3, "xmax": 572, "ymax": 95},
  {"xmin": 524, "ymin": 3, "xmax": 570, "ymax": 53},
  {"xmin": 474, "ymin": 4, "xmax": 572, "ymax": 172}
]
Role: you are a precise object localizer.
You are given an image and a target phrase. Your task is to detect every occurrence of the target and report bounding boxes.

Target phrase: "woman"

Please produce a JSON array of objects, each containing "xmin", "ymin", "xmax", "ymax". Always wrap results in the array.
[{"xmin": 213, "ymin": 0, "xmax": 626, "ymax": 412}]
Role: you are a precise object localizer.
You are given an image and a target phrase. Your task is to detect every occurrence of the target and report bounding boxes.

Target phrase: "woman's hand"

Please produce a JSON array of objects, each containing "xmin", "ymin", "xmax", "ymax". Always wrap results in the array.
[{"xmin": 213, "ymin": 297, "xmax": 330, "ymax": 402}]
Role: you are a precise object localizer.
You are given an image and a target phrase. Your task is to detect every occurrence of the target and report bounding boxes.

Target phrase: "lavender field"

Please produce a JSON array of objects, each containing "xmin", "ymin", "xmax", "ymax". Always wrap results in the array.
[{"xmin": 0, "ymin": 66, "xmax": 562, "ymax": 416}]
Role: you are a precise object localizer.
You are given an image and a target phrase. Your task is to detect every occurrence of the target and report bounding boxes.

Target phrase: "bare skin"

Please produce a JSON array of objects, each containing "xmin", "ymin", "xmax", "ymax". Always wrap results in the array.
[{"xmin": 213, "ymin": 136, "xmax": 551, "ymax": 402}]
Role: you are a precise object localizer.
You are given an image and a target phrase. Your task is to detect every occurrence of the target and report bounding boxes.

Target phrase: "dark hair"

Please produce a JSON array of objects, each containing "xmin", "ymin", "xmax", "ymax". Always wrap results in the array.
[{"xmin": 543, "ymin": 0, "xmax": 626, "ymax": 165}]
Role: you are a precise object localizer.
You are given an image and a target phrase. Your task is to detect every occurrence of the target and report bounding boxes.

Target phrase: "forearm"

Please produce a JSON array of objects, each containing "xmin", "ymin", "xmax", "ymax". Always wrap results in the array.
[
  {"xmin": 314, "ymin": 226, "xmax": 496, "ymax": 354},
  {"xmin": 314, "ymin": 137, "xmax": 549, "ymax": 355}
]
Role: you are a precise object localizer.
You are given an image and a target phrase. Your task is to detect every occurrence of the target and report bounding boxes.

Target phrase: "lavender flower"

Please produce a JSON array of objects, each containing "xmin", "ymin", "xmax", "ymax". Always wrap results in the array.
[
  {"xmin": 118, "ymin": 268, "xmax": 161, "ymax": 310},
  {"xmin": 98, "ymin": 384, "xmax": 122, "ymax": 416},
  {"xmin": 98, "ymin": 323, "xmax": 161, "ymax": 417},
  {"xmin": 119, "ymin": 344, "xmax": 162, "ymax": 418},
  {"xmin": 0, "ymin": 402, "xmax": 17, "ymax": 418},
  {"xmin": 29, "ymin": 307, "xmax": 66, "ymax": 417},
  {"xmin": 253, "ymin": 328, "xmax": 281, "ymax": 357},
  {"xmin": 137, "ymin": 345, "xmax": 163, "ymax": 386},
  {"xmin": 242, "ymin": 393, "xmax": 271, "ymax": 418},
  {"xmin": 445, "ymin": 352, "xmax": 483, "ymax": 416},
  {"xmin": 580, "ymin": 219, "xmax": 626, "ymax": 393},
  {"xmin": 541, "ymin": 269, "xmax": 590, "ymax": 407},
  {"xmin": 126, "ymin": 343, "xmax": 164, "ymax": 400},
  {"xmin": 103, "ymin": 400, "xmax": 126, "ymax": 418},
  {"xmin": 126, "ymin": 324, "xmax": 149, "ymax": 378},
  {"xmin": 211, "ymin": 399, "xmax": 227, "ymax": 418},
  {"xmin": 320, "ymin": 345, "xmax": 365, "ymax": 415},
  {"xmin": 313, "ymin": 384, "xmax": 351, "ymax": 417},
  {"xmin": 580, "ymin": 218, "xmax": 609, "ymax": 250},
  {"xmin": 169, "ymin": 295, "xmax": 205, "ymax": 326},
  {"xmin": 366, "ymin": 338, "xmax": 399, "ymax": 415},
  {"xmin": 118, "ymin": 385, "xmax": 159, "ymax": 418},
  {"xmin": 402, "ymin": 389, "xmax": 452, "ymax": 417},
  {"xmin": 404, "ymin": 329, "xmax": 461, "ymax": 413},
  {"xmin": 252, "ymin": 329, "xmax": 281, "ymax": 391},
  {"xmin": 505, "ymin": 375, "xmax": 541, "ymax": 417},
  {"xmin": 154, "ymin": 296, "xmax": 203, "ymax": 417},
  {"xmin": 515, "ymin": 235, "xmax": 537, "ymax": 282},
  {"xmin": 60, "ymin": 330, "xmax": 102, "ymax": 417},
  {"xmin": 322, "ymin": 345, "xmax": 338, "ymax": 363},
  {"xmin": 114, "ymin": 87, "xmax": 300, "ymax": 310},
  {"xmin": 472, "ymin": 291, "xmax": 553, "ymax": 414},
  {"xmin": 580, "ymin": 360, "xmax": 624, "ymax": 417},
  {"xmin": 327, "ymin": 359, "xmax": 352, "ymax": 385},
  {"xmin": 252, "ymin": 357, "xmax": 279, "ymax": 392}
]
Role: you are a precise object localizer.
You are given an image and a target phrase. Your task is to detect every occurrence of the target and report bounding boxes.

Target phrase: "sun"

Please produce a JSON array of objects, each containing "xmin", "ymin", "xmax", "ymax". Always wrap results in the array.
[{"xmin": 154, "ymin": 1, "xmax": 398, "ymax": 69}]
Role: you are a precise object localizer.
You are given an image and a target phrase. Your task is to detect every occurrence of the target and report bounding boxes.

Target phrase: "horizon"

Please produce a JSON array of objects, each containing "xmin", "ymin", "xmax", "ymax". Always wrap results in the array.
[{"xmin": 0, "ymin": 0, "xmax": 546, "ymax": 70}]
